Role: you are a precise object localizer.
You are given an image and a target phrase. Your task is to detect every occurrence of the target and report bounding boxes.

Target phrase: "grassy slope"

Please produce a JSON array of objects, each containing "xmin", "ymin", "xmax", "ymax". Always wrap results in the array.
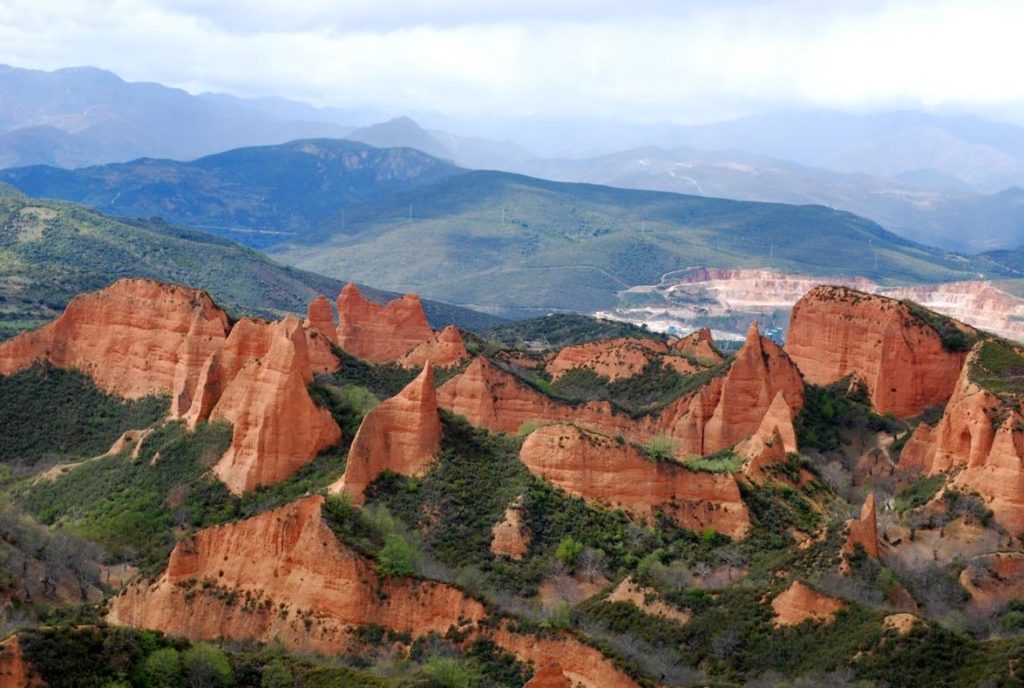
[
  {"xmin": 273, "ymin": 171, "xmax": 1004, "ymax": 312},
  {"xmin": 0, "ymin": 192, "xmax": 502, "ymax": 339}
]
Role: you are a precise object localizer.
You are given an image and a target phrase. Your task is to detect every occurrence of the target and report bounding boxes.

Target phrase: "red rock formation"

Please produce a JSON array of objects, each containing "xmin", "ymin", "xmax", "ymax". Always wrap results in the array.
[
  {"xmin": 107, "ymin": 496, "xmax": 485, "ymax": 654},
  {"xmin": 492, "ymin": 627, "xmax": 640, "ymax": 688},
  {"xmin": 524, "ymin": 663, "xmax": 572, "ymax": 688},
  {"xmin": 491, "ymin": 497, "xmax": 531, "ymax": 560},
  {"xmin": 546, "ymin": 337, "xmax": 700, "ymax": 382},
  {"xmin": 659, "ymin": 323, "xmax": 803, "ymax": 456},
  {"xmin": 330, "ymin": 364, "xmax": 442, "ymax": 505},
  {"xmin": 306, "ymin": 295, "xmax": 338, "ymax": 345},
  {"xmin": 895, "ymin": 343, "xmax": 1024, "ymax": 534},
  {"xmin": 336, "ymin": 283, "xmax": 433, "ymax": 362},
  {"xmin": 437, "ymin": 357, "xmax": 634, "ymax": 437},
  {"xmin": 203, "ymin": 317, "xmax": 342, "ymax": 493},
  {"xmin": 0, "ymin": 279, "xmax": 229, "ymax": 408},
  {"xmin": 771, "ymin": 580, "xmax": 845, "ymax": 626},
  {"xmin": 520, "ymin": 424, "xmax": 750, "ymax": 537},
  {"xmin": 397, "ymin": 325, "xmax": 469, "ymax": 368},
  {"xmin": 959, "ymin": 552, "xmax": 1024, "ymax": 608},
  {"xmin": 786, "ymin": 286, "xmax": 968, "ymax": 417},
  {"xmin": 669, "ymin": 327, "xmax": 724, "ymax": 364},
  {"xmin": 843, "ymin": 494, "xmax": 880, "ymax": 560},
  {"xmin": 740, "ymin": 391, "xmax": 798, "ymax": 478},
  {"xmin": 0, "ymin": 636, "xmax": 43, "ymax": 688}
]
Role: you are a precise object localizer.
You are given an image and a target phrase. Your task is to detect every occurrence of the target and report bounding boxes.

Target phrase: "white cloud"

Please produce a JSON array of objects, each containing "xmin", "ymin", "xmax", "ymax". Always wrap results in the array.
[{"xmin": 0, "ymin": 0, "xmax": 1019, "ymax": 121}]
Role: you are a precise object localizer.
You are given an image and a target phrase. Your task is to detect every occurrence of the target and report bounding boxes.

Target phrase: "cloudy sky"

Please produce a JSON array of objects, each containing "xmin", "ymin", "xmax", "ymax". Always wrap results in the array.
[{"xmin": 0, "ymin": 0, "xmax": 1020, "ymax": 122}]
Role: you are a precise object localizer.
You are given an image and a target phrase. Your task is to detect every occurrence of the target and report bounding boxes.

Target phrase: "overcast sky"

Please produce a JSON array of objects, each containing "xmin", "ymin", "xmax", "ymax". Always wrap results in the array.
[{"xmin": 0, "ymin": 0, "xmax": 1020, "ymax": 122}]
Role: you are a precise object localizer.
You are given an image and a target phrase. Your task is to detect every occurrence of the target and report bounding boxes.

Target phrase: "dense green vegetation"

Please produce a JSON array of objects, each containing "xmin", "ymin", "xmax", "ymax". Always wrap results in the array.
[
  {"xmin": 273, "ymin": 170, "xmax": 1007, "ymax": 313},
  {"xmin": 970, "ymin": 339, "xmax": 1024, "ymax": 398},
  {"xmin": 0, "ymin": 363, "xmax": 168, "ymax": 464},
  {"xmin": 902, "ymin": 299, "xmax": 980, "ymax": 352},
  {"xmin": 796, "ymin": 380, "xmax": 904, "ymax": 452},
  {"xmin": 480, "ymin": 313, "xmax": 659, "ymax": 349},
  {"xmin": 18, "ymin": 421, "xmax": 234, "ymax": 571}
]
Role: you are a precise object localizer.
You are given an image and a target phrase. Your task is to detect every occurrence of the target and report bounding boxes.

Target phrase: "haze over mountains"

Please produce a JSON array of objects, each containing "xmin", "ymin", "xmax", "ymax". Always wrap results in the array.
[{"xmin": 5, "ymin": 64, "xmax": 1024, "ymax": 255}]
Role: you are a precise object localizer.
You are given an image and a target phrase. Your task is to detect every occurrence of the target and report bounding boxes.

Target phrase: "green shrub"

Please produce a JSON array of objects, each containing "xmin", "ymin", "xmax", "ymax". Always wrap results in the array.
[
  {"xmin": 644, "ymin": 435, "xmax": 674, "ymax": 461},
  {"xmin": 141, "ymin": 648, "xmax": 182, "ymax": 688},
  {"xmin": 182, "ymin": 643, "xmax": 234, "ymax": 688},
  {"xmin": 260, "ymin": 659, "xmax": 293, "ymax": 688},
  {"xmin": 423, "ymin": 656, "xmax": 481, "ymax": 688},
  {"xmin": 377, "ymin": 533, "xmax": 418, "ymax": 578},
  {"xmin": 555, "ymin": 536, "xmax": 584, "ymax": 567}
]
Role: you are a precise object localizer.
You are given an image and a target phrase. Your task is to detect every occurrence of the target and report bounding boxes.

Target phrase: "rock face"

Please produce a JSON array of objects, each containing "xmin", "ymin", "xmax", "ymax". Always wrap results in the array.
[
  {"xmin": 786, "ymin": 286, "xmax": 968, "ymax": 417},
  {"xmin": 670, "ymin": 327, "xmax": 725, "ymax": 364},
  {"xmin": 0, "ymin": 278, "xmax": 229, "ymax": 406},
  {"xmin": 107, "ymin": 496, "xmax": 485, "ymax": 654},
  {"xmin": 306, "ymin": 295, "xmax": 338, "ymax": 345},
  {"xmin": 437, "ymin": 357, "xmax": 634, "ymax": 437},
  {"xmin": 524, "ymin": 663, "xmax": 573, "ymax": 688},
  {"xmin": 959, "ymin": 552, "xmax": 1024, "ymax": 608},
  {"xmin": 545, "ymin": 337, "xmax": 701, "ymax": 382},
  {"xmin": 843, "ymin": 494, "xmax": 880, "ymax": 560},
  {"xmin": 336, "ymin": 283, "xmax": 433, "ymax": 362},
  {"xmin": 898, "ymin": 343, "xmax": 1024, "ymax": 535},
  {"xmin": 519, "ymin": 424, "xmax": 750, "ymax": 537},
  {"xmin": 330, "ymin": 364, "xmax": 442, "ymax": 505},
  {"xmin": 440, "ymin": 325, "xmax": 803, "ymax": 461},
  {"xmin": 492, "ymin": 627, "xmax": 640, "ymax": 688},
  {"xmin": 397, "ymin": 325, "xmax": 469, "ymax": 368},
  {"xmin": 771, "ymin": 580, "xmax": 845, "ymax": 626},
  {"xmin": 0, "ymin": 636, "xmax": 42, "ymax": 688},
  {"xmin": 203, "ymin": 317, "xmax": 342, "ymax": 493},
  {"xmin": 491, "ymin": 497, "xmax": 531, "ymax": 560},
  {"xmin": 0, "ymin": 279, "xmax": 342, "ymax": 494},
  {"xmin": 740, "ymin": 391, "xmax": 798, "ymax": 479}
]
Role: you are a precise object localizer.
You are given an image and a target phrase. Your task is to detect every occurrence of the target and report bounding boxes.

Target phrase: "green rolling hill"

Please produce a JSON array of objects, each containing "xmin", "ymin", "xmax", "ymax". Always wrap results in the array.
[
  {"xmin": 0, "ymin": 188, "xmax": 501, "ymax": 339},
  {"xmin": 272, "ymin": 170, "xmax": 1005, "ymax": 313}
]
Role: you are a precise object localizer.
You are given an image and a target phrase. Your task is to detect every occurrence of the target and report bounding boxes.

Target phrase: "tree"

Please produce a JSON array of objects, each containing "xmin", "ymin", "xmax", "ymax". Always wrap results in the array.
[
  {"xmin": 377, "ymin": 533, "xmax": 418, "ymax": 578},
  {"xmin": 142, "ymin": 648, "xmax": 182, "ymax": 688},
  {"xmin": 576, "ymin": 547, "xmax": 607, "ymax": 582},
  {"xmin": 182, "ymin": 642, "xmax": 234, "ymax": 688},
  {"xmin": 554, "ymin": 536, "xmax": 583, "ymax": 569},
  {"xmin": 260, "ymin": 659, "xmax": 293, "ymax": 688}
]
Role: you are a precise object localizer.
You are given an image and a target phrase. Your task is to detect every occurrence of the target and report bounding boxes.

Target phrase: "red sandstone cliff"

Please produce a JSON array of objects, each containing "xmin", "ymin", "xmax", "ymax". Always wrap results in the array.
[
  {"xmin": 0, "ymin": 279, "xmax": 229, "ymax": 408},
  {"xmin": 0, "ymin": 280, "xmax": 341, "ymax": 494},
  {"xmin": 336, "ymin": 283, "xmax": 433, "ymax": 362},
  {"xmin": 520, "ymin": 424, "xmax": 750, "ymax": 537},
  {"xmin": 670, "ymin": 327, "xmax": 724, "ymax": 364},
  {"xmin": 330, "ymin": 364, "xmax": 442, "ymax": 504},
  {"xmin": 306, "ymin": 295, "xmax": 338, "ymax": 345},
  {"xmin": 397, "ymin": 325, "xmax": 470, "ymax": 369},
  {"xmin": 107, "ymin": 496, "xmax": 485, "ymax": 654},
  {"xmin": 545, "ymin": 336, "xmax": 702, "ymax": 382},
  {"xmin": 524, "ymin": 663, "xmax": 572, "ymax": 688},
  {"xmin": 771, "ymin": 580, "xmax": 845, "ymax": 626},
  {"xmin": 843, "ymin": 493, "xmax": 880, "ymax": 560},
  {"xmin": 492, "ymin": 627, "xmax": 640, "ymax": 688},
  {"xmin": 786, "ymin": 286, "xmax": 969, "ymax": 417},
  {"xmin": 740, "ymin": 391, "xmax": 798, "ymax": 479},
  {"xmin": 897, "ymin": 342, "xmax": 1024, "ymax": 535}
]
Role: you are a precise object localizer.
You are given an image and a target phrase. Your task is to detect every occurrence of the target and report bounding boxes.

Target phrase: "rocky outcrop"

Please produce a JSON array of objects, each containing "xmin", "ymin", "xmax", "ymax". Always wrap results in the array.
[
  {"xmin": 771, "ymin": 580, "xmax": 845, "ymax": 626},
  {"xmin": 524, "ymin": 663, "xmax": 572, "ymax": 688},
  {"xmin": 0, "ymin": 279, "xmax": 229, "ymax": 407},
  {"xmin": 201, "ymin": 317, "xmax": 342, "ymax": 493},
  {"xmin": 491, "ymin": 497, "xmax": 531, "ymax": 560},
  {"xmin": 437, "ymin": 357, "xmax": 634, "ymax": 437},
  {"xmin": 786, "ymin": 286, "xmax": 968, "ymax": 417},
  {"xmin": 107, "ymin": 496, "xmax": 485, "ymax": 654},
  {"xmin": 306, "ymin": 295, "xmax": 338, "ymax": 345},
  {"xmin": 669, "ymin": 328, "xmax": 724, "ymax": 364},
  {"xmin": 545, "ymin": 337, "xmax": 701, "ymax": 382},
  {"xmin": 397, "ymin": 325, "xmax": 469, "ymax": 369},
  {"xmin": 607, "ymin": 577, "xmax": 691, "ymax": 624},
  {"xmin": 888, "ymin": 281, "xmax": 1024, "ymax": 343},
  {"xmin": 492, "ymin": 627, "xmax": 640, "ymax": 688},
  {"xmin": 653, "ymin": 323, "xmax": 804, "ymax": 456},
  {"xmin": 336, "ymin": 283, "xmax": 433, "ymax": 362},
  {"xmin": 0, "ymin": 280, "xmax": 342, "ymax": 493},
  {"xmin": 843, "ymin": 494, "xmax": 880, "ymax": 560},
  {"xmin": 440, "ymin": 326, "xmax": 803, "ymax": 462},
  {"xmin": 740, "ymin": 391, "xmax": 798, "ymax": 479},
  {"xmin": 897, "ymin": 343, "xmax": 1024, "ymax": 534},
  {"xmin": 959, "ymin": 552, "xmax": 1024, "ymax": 608},
  {"xmin": 520, "ymin": 424, "xmax": 750, "ymax": 537},
  {"xmin": 0, "ymin": 636, "xmax": 43, "ymax": 688},
  {"xmin": 330, "ymin": 364, "xmax": 442, "ymax": 505}
]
